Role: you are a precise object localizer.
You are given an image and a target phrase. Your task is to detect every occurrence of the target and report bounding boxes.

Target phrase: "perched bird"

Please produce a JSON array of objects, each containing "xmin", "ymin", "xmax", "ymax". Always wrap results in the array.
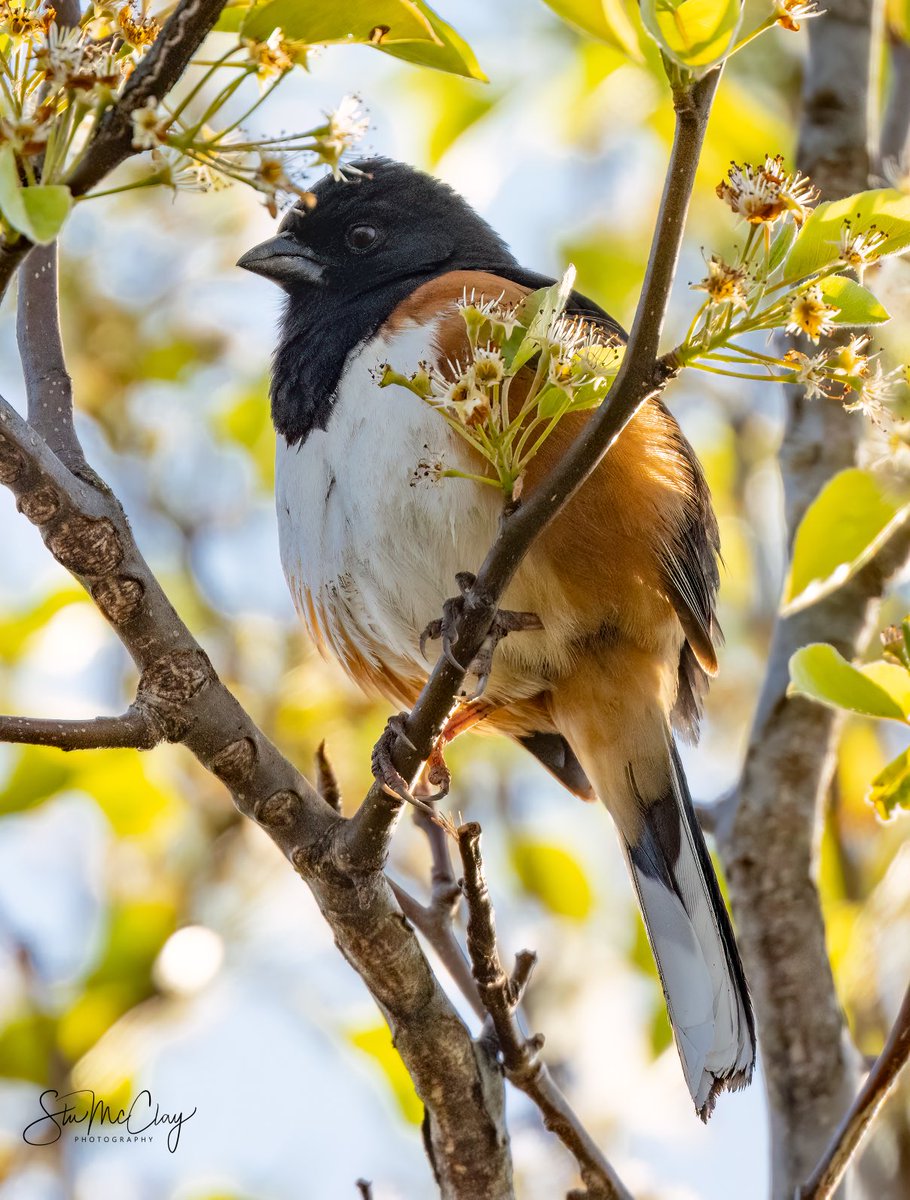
[{"xmin": 238, "ymin": 158, "xmax": 755, "ymax": 1118}]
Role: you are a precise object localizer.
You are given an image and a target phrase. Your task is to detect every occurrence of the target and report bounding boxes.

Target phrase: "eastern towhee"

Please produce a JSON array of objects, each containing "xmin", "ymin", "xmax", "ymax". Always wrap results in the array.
[{"xmin": 238, "ymin": 158, "xmax": 756, "ymax": 1118}]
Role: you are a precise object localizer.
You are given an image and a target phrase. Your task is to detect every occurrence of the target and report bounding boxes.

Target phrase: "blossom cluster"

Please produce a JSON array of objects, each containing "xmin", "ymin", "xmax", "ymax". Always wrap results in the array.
[
  {"xmin": 380, "ymin": 271, "xmax": 624, "ymax": 499},
  {"xmin": 682, "ymin": 155, "xmax": 906, "ymax": 425},
  {"xmin": 0, "ymin": 2, "xmax": 369, "ymax": 234},
  {"xmin": 0, "ymin": 3, "xmax": 152, "ymax": 185}
]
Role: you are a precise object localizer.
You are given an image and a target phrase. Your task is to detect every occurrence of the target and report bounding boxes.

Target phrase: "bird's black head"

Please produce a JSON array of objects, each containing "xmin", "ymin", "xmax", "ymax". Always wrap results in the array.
[
  {"xmin": 238, "ymin": 157, "xmax": 513, "ymax": 297},
  {"xmin": 238, "ymin": 159, "xmax": 518, "ymax": 444}
]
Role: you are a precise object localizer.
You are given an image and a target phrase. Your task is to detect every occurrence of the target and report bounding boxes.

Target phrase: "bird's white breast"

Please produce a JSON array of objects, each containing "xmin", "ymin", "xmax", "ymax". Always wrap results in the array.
[{"xmin": 275, "ymin": 320, "xmax": 501, "ymax": 693}]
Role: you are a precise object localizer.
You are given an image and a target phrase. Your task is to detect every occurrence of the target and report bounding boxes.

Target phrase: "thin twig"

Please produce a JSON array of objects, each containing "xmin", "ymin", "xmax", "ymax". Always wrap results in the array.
[
  {"xmin": 458, "ymin": 821, "xmax": 633, "ymax": 1200},
  {"xmin": 798, "ymin": 980, "xmax": 910, "ymax": 1199},
  {"xmin": 0, "ymin": 708, "xmax": 160, "ymax": 751},
  {"xmin": 389, "ymin": 800, "xmax": 485, "ymax": 1018},
  {"xmin": 314, "ymin": 740, "xmax": 342, "ymax": 812},
  {"xmin": 355, "ymin": 1181, "xmax": 373, "ymax": 1200},
  {"xmin": 343, "ymin": 67, "xmax": 722, "ymax": 871}
]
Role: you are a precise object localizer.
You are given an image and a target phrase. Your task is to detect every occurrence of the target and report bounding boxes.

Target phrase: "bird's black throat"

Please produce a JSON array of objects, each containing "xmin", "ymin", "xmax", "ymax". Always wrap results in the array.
[{"xmin": 271, "ymin": 263, "xmax": 624, "ymax": 447}]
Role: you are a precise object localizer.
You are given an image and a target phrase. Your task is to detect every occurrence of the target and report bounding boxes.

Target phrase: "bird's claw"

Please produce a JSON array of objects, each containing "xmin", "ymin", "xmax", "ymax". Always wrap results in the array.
[
  {"xmin": 371, "ymin": 712, "xmax": 417, "ymax": 802},
  {"xmin": 419, "ymin": 572, "xmax": 542, "ymax": 700}
]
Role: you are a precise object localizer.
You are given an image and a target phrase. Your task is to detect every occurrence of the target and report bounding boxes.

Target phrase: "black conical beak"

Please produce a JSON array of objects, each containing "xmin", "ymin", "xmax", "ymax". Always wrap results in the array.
[{"xmin": 236, "ymin": 234, "xmax": 325, "ymax": 286}]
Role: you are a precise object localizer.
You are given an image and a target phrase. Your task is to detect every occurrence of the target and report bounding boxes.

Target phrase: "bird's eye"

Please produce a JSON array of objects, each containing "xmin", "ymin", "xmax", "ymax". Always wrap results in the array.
[{"xmin": 347, "ymin": 224, "xmax": 378, "ymax": 251}]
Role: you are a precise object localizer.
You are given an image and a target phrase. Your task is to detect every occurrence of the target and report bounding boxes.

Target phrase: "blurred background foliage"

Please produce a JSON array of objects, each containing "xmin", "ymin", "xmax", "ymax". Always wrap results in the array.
[{"xmin": 0, "ymin": 1, "xmax": 909, "ymax": 1198}]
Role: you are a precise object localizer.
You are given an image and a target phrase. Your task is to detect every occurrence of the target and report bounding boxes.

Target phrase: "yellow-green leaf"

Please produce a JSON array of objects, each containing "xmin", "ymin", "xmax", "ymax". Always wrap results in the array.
[
  {"xmin": 869, "ymin": 746, "xmax": 910, "ymax": 819},
  {"xmin": 0, "ymin": 1012, "xmax": 55, "ymax": 1083},
  {"xmin": 541, "ymin": 0, "xmax": 642, "ymax": 57},
  {"xmin": 640, "ymin": 0, "xmax": 742, "ymax": 69},
  {"xmin": 0, "ymin": 588, "xmax": 86, "ymax": 663},
  {"xmin": 788, "ymin": 643, "xmax": 910, "ymax": 721},
  {"xmin": 0, "ymin": 145, "xmax": 72, "ymax": 244},
  {"xmin": 785, "ymin": 189, "xmax": 910, "ymax": 281},
  {"xmin": 783, "ymin": 469, "xmax": 910, "ymax": 614},
  {"xmin": 886, "ymin": 0, "xmax": 910, "ymax": 42},
  {"xmin": 509, "ymin": 837, "xmax": 593, "ymax": 920},
  {"xmin": 348, "ymin": 1024, "xmax": 422, "ymax": 1123},
  {"xmin": 818, "ymin": 275, "xmax": 890, "ymax": 325},
  {"xmin": 240, "ymin": 0, "xmax": 484, "ymax": 77},
  {"xmin": 379, "ymin": 1, "xmax": 487, "ymax": 80},
  {"xmin": 242, "ymin": 0, "xmax": 437, "ymax": 43},
  {"xmin": 0, "ymin": 747, "xmax": 74, "ymax": 815}
]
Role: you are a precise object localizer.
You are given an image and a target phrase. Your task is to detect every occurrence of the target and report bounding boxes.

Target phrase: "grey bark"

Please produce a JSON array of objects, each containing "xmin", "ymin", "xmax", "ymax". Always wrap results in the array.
[{"xmin": 719, "ymin": 2, "xmax": 909, "ymax": 1198}]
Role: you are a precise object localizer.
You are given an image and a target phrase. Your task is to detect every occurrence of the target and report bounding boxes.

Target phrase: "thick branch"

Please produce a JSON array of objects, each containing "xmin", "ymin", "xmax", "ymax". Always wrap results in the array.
[
  {"xmin": 0, "ymin": 707, "xmax": 160, "ymax": 750},
  {"xmin": 389, "ymin": 879, "xmax": 484, "ymax": 1020},
  {"xmin": 0, "ymin": 0, "xmax": 229, "ymax": 301},
  {"xmin": 720, "ymin": 2, "xmax": 906, "ymax": 1197},
  {"xmin": 0, "ymin": 402, "xmax": 513, "ymax": 1196},
  {"xmin": 17, "ymin": 243, "xmax": 85, "ymax": 470},
  {"xmin": 800, "ymin": 981, "xmax": 910, "ymax": 1199},
  {"xmin": 343, "ymin": 67, "xmax": 721, "ymax": 870},
  {"xmin": 458, "ymin": 822, "xmax": 632, "ymax": 1200}
]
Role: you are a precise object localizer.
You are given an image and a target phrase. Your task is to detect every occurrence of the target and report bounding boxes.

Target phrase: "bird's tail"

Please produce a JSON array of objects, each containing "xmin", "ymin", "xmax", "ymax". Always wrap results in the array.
[{"xmin": 620, "ymin": 742, "xmax": 755, "ymax": 1118}]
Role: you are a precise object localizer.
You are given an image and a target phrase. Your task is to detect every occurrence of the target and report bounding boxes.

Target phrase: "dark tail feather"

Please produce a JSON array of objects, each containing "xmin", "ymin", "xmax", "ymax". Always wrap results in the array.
[
  {"xmin": 518, "ymin": 730, "xmax": 595, "ymax": 799},
  {"xmin": 624, "ymin": 743, "xmax": 755, "ymax": 1119}
]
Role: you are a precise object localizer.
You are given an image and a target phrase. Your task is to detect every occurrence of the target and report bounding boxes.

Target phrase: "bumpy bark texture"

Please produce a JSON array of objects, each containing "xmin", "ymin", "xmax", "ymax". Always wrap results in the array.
[{"xmin": 719, "ymin": 2, "xmax": 909, "ymax": 1197}]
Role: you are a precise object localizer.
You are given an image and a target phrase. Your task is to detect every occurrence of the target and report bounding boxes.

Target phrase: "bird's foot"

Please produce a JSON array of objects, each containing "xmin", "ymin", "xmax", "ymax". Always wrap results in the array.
[
  {"xmin": 371, "ymin": 712, "xmax": 417, "ymax": 803},
  {"xmin": 370, "ymin": 713, "xmax": 450, "ymax": 814},
  {"xmin": 420, "ymin": 572, "xmax": 542, "ymax": 699}
]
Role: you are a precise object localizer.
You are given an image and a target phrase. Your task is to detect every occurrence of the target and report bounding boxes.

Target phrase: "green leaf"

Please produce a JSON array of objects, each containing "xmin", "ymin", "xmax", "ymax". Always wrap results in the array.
[
  {"xmin": 509, "ymin": 837, "xmax": 594, "ymax": 920},
  {"xmin": 537, "ymin": 385, "xmax": 571, "ymax": 417},
  {"xmin": 506, "ymin": 267, "xmax": 576, "ymax": 372},
  {"xmin": 89, "ymin": 900, "xmax": 177, "ymax": 991},
  {"xmin": 240, "ymin": 0, "xmax": 485, "ymax": 78},
  {"xmin": 869, "ymin": 746, "xmax": 910, "ymax": 819},
  {"xmin": 0, "ymin": 1012, "xmax": 55, "ymax": 1083},
  {"xmin": 540, "ymin": 0, "xmax": 642, "ymax": 57},
  {"xmin": 20, "ymin": 186, "xmax": 72, "ymax": 243},
  {"xmin": 242, "ymin": 0, "xmax": 436, "ymax": 42},
  {"xmin": 783, "ymin": 469, "xmax": 910, "ymax": 614},
  {"xmin": 785, "ymin": 189, "xmax": 910, "ymax": 281},
  {"xmin": 768, "ymin": 220, "xmax": 797, "ymax": 272},
  {"xmin": 639, "ymin": 0, "xmax": 742, "ymax": 69},
  {"xmin": 214, "ymin": 2, "xmax": 249, "ymax": 31},
  {"xmin": 788, "ymin": 643, "xmax": 910, "ymax": 721},
  {"xmin": 0, "ymin": 747, "xmax": 74, "ymax": 815},
  {"xmin": 818, "ymin": 275, "xmax": 890, "ymax": 325},
  {"xmin": 0, "ymin": 146, "xmax": 72, "ymax": 244},
  {"xmin": 378, "ymin": 1, "xmax": 487, "ymax": 80}
]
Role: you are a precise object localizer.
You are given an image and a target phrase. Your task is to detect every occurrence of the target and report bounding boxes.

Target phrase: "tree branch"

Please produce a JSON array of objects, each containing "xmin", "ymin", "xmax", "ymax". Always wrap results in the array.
[
  {"xmin": 0, "ymin": 707, "xmax": 161, "ymax": 750},
  {"xmin": 17, "ymin": 242, "xmax": 86, "ymax": 471},
  {"xmin": 342, "ymin": 66, "xmax": 721, "ymax": 870},
  {"xmin": 0, "ymin": 0, "xmax": 230, "ymax": 301},
  {"xmin": 390, "ymin": 802, "xmax": 485, "ymax": 1019},
  {"xmin": 799, "ymin": 980, "xmax": 910, "ymax": 1200},
  {"xmin": 0, "ymin": 260, "xmax": 515, "ymax": 1197},
  {"xmin": 458, "ymin": 822, "xmax": 632, "ymax": 1200},
  {"xmin": 880, "ymin": 36, "xmax": 910, "ymax": 166},
  {"xmin": 719, "ymin": 2, "xmax": 908, "ymax": 1196}
]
